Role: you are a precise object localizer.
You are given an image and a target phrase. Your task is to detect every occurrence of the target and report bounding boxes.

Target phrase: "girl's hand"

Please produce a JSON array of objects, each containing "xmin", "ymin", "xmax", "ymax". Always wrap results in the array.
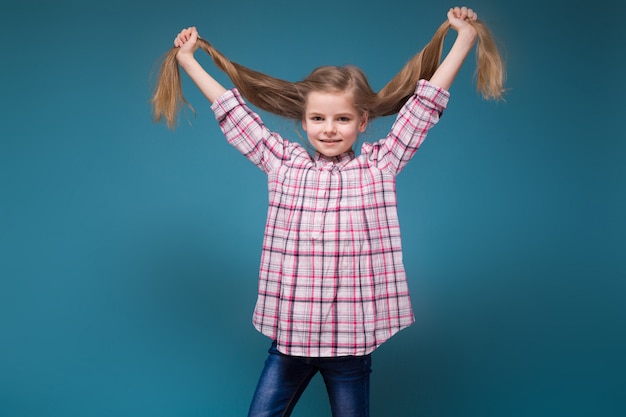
[
  {"xmin": 174, "ymin": 26, "xmax": 200, "ymax": 62},
  {"xmin": 447, "ymin": 6, "xmax": 478, "ymax": 39}
]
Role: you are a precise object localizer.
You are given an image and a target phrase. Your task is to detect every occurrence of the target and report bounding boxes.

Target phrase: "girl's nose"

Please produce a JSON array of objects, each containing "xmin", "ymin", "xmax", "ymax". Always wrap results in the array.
[{"xmin": 324, "ymin": 122, "xmax": 336, "ymax": 135}]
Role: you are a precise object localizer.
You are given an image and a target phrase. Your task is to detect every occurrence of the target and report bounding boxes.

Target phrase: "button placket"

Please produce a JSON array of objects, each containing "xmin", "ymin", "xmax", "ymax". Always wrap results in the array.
[{"xmin": 311, "ymin": 170, "xmax": 330, "ymax": 240}]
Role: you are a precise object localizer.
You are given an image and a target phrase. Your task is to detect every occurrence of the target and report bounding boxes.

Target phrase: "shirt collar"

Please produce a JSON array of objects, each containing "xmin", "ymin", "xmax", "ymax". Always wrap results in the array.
[{"xmin": 313, "ymin": 150, "xmax": 355, "ymax": 169}]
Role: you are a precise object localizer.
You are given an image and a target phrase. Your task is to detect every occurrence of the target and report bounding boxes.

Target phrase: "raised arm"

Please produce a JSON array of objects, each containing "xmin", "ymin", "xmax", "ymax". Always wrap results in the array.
[
  {"xmin": 174, "ymin": 27, "xmax": 227, "ymax": 103},
  {"xmin": 429, "ymin": 7, "xmax": 479, "ymax": 91}
]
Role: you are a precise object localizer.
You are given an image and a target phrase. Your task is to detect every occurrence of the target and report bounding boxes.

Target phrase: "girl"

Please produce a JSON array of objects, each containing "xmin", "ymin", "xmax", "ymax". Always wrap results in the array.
[{"xmin": 152, "ymin": 6, "xmax": 504, "ymax": 417}]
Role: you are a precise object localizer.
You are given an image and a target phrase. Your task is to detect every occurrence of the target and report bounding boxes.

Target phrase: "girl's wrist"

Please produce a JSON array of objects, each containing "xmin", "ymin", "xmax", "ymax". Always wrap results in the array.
[
  {"xmin": 455, "ymin": 26, "xmax": 477, "ymax": 46},
  {"xmin": 176, "ymin": 52, "xmax": 197, "ymax": 67}
]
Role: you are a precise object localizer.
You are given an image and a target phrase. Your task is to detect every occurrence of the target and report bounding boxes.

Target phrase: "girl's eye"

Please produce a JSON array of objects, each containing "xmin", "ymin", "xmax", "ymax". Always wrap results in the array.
[
  {"xmin": 311, "ymin": 116, "xmax": 323, "ymax": 121},
  {"xmin": 338, "ymin": 117, "xmax": 350, "ymax": 122}
]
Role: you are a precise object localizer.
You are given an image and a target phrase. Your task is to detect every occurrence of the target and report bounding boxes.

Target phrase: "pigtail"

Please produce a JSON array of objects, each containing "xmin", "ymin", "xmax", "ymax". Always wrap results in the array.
[
  {"xmin": 373, "ymin": 22, "xmax": 449, "ymax": 117},
  {"xmin": 195, "ymin": 39, "xmax": 305, "ymax": 119},
  {"xmin": 473, "ymin": 22, "xmax": 506, "ymax": 100},
  {"xmin": 372, "ymin": 19, "xmax": 505, "ymax": 118},
  {"xmin": 151, "ymin": 49, "xmax": 189, "ymax": 129},
  {"xmin": 151, "ymin": 39, "xmax": 304, "ymax": 129}
]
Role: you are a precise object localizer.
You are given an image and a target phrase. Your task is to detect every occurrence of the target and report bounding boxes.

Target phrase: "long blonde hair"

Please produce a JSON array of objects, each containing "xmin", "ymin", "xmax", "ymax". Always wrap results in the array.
[{"xmin": 152, "ymin": 19, "xmax": 505, "ymax": 129}]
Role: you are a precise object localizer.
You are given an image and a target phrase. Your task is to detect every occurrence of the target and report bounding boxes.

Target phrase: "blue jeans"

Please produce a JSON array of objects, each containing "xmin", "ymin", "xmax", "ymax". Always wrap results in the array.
[{"xmin": 248, "ymin": 341, "xmax": 372, "ymax": 417}]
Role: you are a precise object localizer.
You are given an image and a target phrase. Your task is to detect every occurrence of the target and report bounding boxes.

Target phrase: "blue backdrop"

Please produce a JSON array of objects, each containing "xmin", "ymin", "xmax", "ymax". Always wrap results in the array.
[{"xmin": 1, "ymin": 0, "xmax": 624, "ymax": 416}]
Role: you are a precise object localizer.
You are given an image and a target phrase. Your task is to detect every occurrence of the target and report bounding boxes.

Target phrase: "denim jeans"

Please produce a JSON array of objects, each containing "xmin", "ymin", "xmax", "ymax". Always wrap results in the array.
[{"xmin": 247, "ymin": 341, "xmax": 372, "ymax": 417}]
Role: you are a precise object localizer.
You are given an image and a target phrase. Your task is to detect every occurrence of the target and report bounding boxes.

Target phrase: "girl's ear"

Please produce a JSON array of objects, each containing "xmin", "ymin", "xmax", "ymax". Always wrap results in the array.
[{"xmin": 358, "ymin": 112, "xmax": 369, "ymax": 133}]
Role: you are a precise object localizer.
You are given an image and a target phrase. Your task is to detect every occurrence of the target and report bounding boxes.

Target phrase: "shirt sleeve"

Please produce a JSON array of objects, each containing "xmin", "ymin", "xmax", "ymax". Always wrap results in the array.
[
  {"xmin": 211, "ymin": 88, "xmax": 289, "ymax": 173},
  {"xmin": 363, "ymin": 79, "xmax": 450, "ymax": 175}
]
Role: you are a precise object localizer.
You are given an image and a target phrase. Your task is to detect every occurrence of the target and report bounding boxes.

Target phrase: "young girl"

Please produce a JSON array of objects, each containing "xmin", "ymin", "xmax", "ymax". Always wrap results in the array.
[{"xmin": 152, "ymin": 6, "xmax": 504, "ymax": 417}]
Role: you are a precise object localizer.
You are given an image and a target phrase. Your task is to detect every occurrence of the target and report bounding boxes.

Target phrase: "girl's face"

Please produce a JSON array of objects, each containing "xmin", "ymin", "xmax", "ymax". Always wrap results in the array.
[{"xmin": 302, "ymin": 90, "xmax": 368, "ymax": 157}]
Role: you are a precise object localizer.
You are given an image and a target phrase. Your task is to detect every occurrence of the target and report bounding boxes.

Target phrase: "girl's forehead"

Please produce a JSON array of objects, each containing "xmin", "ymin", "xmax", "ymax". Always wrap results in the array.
[{"xmin": 305, "ymin": 90, "xmax": 357, "ymax": 110}]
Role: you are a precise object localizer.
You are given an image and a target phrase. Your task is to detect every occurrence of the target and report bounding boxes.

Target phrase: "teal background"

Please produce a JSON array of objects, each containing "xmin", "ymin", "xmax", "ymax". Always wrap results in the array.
[{"xmin": 1, "ymin": 0, "xmax": 624, "ymax": 416}]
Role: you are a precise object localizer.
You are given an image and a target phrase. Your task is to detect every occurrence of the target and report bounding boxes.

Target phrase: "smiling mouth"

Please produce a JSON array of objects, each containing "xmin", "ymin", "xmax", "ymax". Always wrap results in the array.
[{"xmin": 320, "ymin": 139, "xmax": 341, "ymax": 143}]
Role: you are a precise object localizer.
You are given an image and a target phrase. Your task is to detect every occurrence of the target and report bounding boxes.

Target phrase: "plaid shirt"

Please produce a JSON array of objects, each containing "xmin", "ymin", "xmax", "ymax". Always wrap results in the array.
[{"xmin": 211, "ymin": 80, "xmax": 449, "ymax": 357}]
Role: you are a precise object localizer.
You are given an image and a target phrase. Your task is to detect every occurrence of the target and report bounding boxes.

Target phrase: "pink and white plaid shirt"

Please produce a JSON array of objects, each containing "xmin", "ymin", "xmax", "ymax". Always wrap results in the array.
[{"xmin": 211, "ymin": 80, "xmax": 449, "ymax": 357}]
